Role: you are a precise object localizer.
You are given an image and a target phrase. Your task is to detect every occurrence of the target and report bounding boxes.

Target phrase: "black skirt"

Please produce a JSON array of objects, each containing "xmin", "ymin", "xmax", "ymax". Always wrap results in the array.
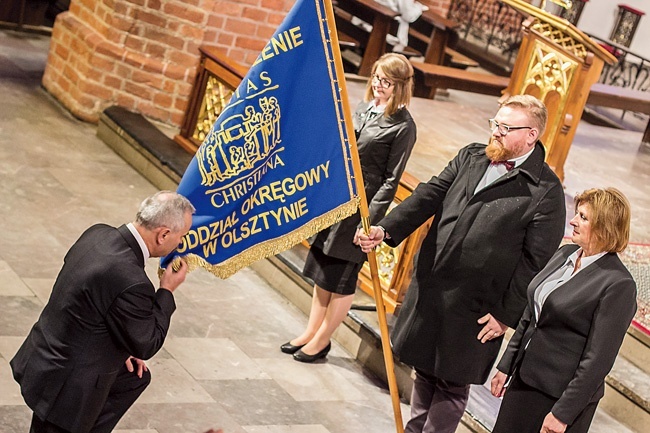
[
  {"xmin": 303, "ymin": 245, "xmax": 362, "ymax": 295},
  {"xmin": 492, "ymin": 371, "xmax": 598, "ymax": 433}
]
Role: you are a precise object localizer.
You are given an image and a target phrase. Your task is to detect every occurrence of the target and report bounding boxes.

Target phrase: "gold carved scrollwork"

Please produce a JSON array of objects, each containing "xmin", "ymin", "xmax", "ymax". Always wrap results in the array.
[
  {"xmin": 193, "ymin": 75, "xmax": 235, "ymax": 143},
  {"xmin": 197, "ymin": 96, "xmax": 282, "ymax": 187},
  {"xmin": 523, "ymin": 40, "xmax": 577, "ymax": 100},
  {"xmin": 530, "ymin": 22, "xmax": 587, "ymax": 60},
  {"xmin": 373, "ymin": 243, "xmax": 400, "ymax": 286}
]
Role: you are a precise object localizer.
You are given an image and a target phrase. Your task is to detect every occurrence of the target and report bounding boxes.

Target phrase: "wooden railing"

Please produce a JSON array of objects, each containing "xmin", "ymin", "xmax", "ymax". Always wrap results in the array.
[
  {"xmin": 447, "ymin": 0, "xmax": 527, "ymax": 74},
  {"xmin": 176, "ymin": 46, "xmax": 425, "ymax": 312},
  {"xmin": 585, "ymin": 33, "xmax": 650, "ymax": 93}
]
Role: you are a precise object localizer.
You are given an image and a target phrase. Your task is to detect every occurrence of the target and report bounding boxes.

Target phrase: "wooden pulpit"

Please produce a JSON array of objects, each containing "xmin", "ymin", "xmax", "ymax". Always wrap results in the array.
[{"xmin": 500, "ymin": 0, "xmax": 617, "ymax": 182}]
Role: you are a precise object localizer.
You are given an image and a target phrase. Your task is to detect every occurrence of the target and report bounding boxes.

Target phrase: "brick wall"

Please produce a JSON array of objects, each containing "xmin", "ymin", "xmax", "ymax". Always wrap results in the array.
[
  {"xmin": 44, "ymin": 0, "xmax": 294, "ymax": 126},
  {"xmin": 43, "ymin": 0, "xmax": 450, "ymax": 126},
  {"xmin": 202, "ymin": 0, "xmax": 294, "ymax": 66}
]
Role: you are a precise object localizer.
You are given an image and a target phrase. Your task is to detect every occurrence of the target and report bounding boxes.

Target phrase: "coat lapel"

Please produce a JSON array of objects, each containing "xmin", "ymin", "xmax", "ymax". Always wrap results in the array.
[
  {"xmin": 465, "ymin": 151, "xmax": 491, "ymax": 198},
  {"xmin": 470, "ymin": 142, "xmax": 549, "ymax": 197},
  {"xmin": 377, "ymin": 107, "xmax": 409, "ymax": 128},
  {"xmin": 526, "ymin": 244, "xmax": 579, "ymax": 302},
  {"xmin": 538, "ymin": 252, "xmax": 612, "ymax": 316},
  {"xmin": 118, "ymin": 224, "xmax": 146, "ymax": 268}
]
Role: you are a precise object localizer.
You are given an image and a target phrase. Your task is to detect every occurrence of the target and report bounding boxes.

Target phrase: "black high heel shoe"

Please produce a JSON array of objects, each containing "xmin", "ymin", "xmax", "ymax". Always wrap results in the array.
[
  {"xmin": 280, "ymin": 341, "xmax": 305, "ymax": 354},
  {"xmin": 293, "ymin": 342, "xmax": 331, "ymax": 363}
]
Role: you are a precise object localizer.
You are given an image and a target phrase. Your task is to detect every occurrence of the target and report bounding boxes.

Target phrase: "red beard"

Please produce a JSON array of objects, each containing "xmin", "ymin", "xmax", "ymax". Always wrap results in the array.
[{"xmin": 486, "ymin": 138, "xmax": 512, "ymax": 162}]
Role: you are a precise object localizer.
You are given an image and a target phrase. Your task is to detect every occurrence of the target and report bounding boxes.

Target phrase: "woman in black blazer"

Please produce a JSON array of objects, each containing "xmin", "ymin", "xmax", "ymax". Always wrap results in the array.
[
  {"xmin": 491, "ymin": 187, "xmax": 637, "ymax": 433},
  {"xmin": 280, "ymin": 53, "xmax": 417, "ymax": 362}
]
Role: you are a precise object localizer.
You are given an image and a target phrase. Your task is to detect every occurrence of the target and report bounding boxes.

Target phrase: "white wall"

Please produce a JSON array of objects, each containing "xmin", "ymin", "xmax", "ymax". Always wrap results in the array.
[{"xmin": 577, "ymin": 0, "xmax": 649, "ymax": 59}]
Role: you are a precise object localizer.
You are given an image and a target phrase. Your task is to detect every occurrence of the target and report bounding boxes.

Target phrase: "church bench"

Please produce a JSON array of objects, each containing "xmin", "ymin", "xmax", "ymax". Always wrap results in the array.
[
  {"xmin": 410, "ymin": 61, "xmax": 509, "ymax": 99},
  {"xmin": 333, "ymin": 0, "xmax": 476, "ymax": 75},
  {"xmin": 406, "ymin": 9, "xmax": 478, "ymax": 69},
  {"xmin": 409, "ymin": 62, "xmax": 650, "ymax": 145},
  {"xmin": 333, "ymin": 0, "xmax": 398, "ymax": 76},
  {"xmin": 394, "ymin": 45, "xmax": 479, "ymax": 70},
  {"xmin": 587, "ymin": 83, "xmax": 650, "ymax": 144},
  {"xmin": 587, "ymin": 83, "xmax": 650, "ymax": 114}
]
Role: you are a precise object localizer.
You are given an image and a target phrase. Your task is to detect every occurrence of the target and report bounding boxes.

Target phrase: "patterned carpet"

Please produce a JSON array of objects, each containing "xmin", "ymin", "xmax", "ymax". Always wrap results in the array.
[
  {"xmin": 559, "ymin": 239, "xmax": 650, "ymax": 335},
  {"xmin": 621, "ymin": 243, "xmax": 650, "ymax": 335}
]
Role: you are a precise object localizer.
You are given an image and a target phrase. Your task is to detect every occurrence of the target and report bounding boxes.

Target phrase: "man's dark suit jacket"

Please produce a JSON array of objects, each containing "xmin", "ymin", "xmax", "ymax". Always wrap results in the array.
[
  {"xmin": 11, "ymin": 224, "xmax": 176, "ymax": 433},
  {"xmin": 497, "ymin": 244, "xmax": 637, "ymax": 424}
]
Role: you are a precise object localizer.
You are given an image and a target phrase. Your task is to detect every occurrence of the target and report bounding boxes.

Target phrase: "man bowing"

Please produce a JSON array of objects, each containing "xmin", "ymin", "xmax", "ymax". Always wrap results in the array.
[{"xmin": 12, "ymin": 191, "xmax": 195, "ymax": 433}]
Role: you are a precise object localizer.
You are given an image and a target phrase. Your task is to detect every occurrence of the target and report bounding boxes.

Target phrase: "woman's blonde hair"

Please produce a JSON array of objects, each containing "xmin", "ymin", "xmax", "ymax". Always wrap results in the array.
[
  {"xmin": 364, "ymin": 53, "xmax": 414, "ymax": 117},
  {"xmin": 574, "ymin": 187, "xmax": 631, "ymax": 253}
]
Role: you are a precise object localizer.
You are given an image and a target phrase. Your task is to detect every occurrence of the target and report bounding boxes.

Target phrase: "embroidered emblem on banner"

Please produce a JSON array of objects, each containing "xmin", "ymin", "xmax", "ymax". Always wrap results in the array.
[{"xmin": 199, "ymin": 96, "xmax": 282, "ymax": 186}]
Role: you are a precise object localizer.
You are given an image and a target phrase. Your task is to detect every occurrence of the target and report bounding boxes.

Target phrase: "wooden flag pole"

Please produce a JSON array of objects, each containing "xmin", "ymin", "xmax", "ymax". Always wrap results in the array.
[{"xmin": 322, "ymin": 2, "xmax": 404, "ymax": 432}]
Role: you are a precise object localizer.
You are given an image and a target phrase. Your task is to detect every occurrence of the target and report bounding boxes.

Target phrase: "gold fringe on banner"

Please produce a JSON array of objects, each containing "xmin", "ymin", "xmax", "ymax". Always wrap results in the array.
[{"xmin": 169, "ymin": 198, "xmax": 359, "ymax": 279}]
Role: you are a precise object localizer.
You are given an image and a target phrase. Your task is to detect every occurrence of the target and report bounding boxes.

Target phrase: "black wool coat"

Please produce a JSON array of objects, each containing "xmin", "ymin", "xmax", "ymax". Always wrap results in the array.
[
  {"xmin": 11, "ymin": 224, "xmax": 175, "ymax": 433},
  {"xmin": 314, "ymin": 100, "xmax": 417, "ymax": 264},
  {"xmin": 379, "ymin": 142, "xmax": 566, "ymax": 384}
]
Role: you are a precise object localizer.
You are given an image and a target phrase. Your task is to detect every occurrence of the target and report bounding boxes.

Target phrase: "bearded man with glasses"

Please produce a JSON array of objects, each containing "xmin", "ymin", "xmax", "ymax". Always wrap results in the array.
[{"xmin": 357, "ymin": 94, "xmax": 566, "ymax": 433}]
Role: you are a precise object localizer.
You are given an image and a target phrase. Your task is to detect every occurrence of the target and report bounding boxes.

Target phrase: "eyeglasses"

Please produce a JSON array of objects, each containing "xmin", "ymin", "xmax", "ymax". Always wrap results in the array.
[
  {"xmin": 371, "ymin": 74, "xmax": 394, "ymax": 88},
  {"xmin": 488, "ymin": 119, "xmax": 533, "ymax": 136}
]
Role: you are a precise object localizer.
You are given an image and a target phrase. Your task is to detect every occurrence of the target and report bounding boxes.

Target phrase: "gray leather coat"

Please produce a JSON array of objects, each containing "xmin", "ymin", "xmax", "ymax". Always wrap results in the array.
[{"xmin": 313, "ymin": 100, "xmax": 417, "ymax": 264}]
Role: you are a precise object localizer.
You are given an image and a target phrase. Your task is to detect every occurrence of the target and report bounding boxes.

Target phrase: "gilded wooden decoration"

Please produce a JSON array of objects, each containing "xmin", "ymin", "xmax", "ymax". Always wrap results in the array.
[
  {"xmin": 192, "ymin": 76, "xmax": 235, "ymax": 144},
  {"xmin": 530, "ymin": 22, "xmax": 587, "ymax": 60},
  {"xmin": 523, "ymin": 40, "xmax": 577, "ymax": 100},
  {"xmin": 366, "ymin": 241, "xmax": 399, "ymax": 286}
]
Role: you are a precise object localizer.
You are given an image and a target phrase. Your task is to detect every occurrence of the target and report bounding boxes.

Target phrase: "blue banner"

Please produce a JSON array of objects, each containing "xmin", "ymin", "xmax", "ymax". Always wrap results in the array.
[{"xmin": 162, "ymin": 0, "xmax": 358, "ymax": 278}]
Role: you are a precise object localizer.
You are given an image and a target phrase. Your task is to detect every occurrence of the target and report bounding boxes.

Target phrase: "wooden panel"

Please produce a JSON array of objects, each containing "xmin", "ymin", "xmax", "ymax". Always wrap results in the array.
[{"xmin": 174, "ymin": 47, "xmax": 247, "ymax": 153}]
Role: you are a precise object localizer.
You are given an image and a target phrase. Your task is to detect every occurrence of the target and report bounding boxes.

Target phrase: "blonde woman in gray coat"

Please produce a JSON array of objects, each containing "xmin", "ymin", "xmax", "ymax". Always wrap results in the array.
[{"xmin": 281, "ymin": 53, "xmax": 417, "ymax": 363}]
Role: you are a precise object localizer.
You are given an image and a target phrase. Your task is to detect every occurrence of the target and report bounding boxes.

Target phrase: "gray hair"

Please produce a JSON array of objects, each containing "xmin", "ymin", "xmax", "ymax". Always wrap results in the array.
[{"xmin": 135, "ymin": 191, "xmax": 195, "ymax": 232}]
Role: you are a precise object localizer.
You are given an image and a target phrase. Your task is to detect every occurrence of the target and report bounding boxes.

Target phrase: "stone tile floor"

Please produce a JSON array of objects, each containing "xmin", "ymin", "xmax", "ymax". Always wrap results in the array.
[{"xmin": 1, "ymin": 27, "xmax": 648, "ymax": 433}]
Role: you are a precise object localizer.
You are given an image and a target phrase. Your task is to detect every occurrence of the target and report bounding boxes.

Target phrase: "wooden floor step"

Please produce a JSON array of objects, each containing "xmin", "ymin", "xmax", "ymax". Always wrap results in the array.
[
  {"xmin": 97, "ymin": 106, "xmax": 191, "ymax": 190},
  {"xmin": 619, "ymin": 324, "xmax": 650, "ymax": 376},
  {"xmin": 589, "ymin": 409, "xmax": 637, "ymax": 433}
]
